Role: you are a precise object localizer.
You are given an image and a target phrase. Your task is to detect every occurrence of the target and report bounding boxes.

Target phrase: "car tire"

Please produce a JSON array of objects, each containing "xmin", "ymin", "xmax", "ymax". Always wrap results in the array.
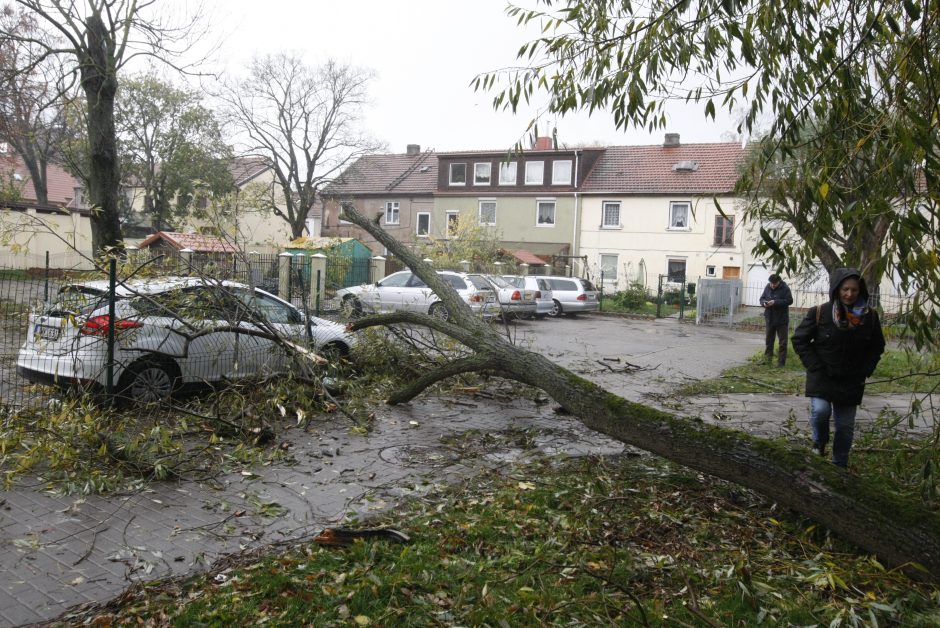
[
  {"xmin": 341, "ymin": 296, "xmax": 362, "ymax": 318},
  {"xmin": 429, "ymin": 302, "xmax": 450, "ymax": 322},
  {"xmin": 548, "ymin": 299, "xmax": 563, "ymax": 318},
  {"xmin": 118, "ymin": 358, "xmax": 180, "ymax": 405}
]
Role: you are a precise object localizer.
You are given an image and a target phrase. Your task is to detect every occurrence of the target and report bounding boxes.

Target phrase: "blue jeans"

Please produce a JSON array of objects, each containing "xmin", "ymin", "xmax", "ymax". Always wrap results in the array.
[{"xmin": 810, "ymin": 397, "xmax": 858, "ymax": 468}]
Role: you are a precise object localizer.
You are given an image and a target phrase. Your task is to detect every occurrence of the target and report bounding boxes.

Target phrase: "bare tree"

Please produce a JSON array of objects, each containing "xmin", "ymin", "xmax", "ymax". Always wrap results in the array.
[
  {"xmin": 219, "ymin": 54, "xmax": 384, "ymax": 239},
  {"xmin": 0, "ymin": 7, "xmax": 72, "ymax": 206},
  {"xmin": 338, "ymin": 202, "xmax": 940, "ymax": 582},
  {"xmin": 0, "ymin": 0, "xmax": 208, "ymax": 254}
]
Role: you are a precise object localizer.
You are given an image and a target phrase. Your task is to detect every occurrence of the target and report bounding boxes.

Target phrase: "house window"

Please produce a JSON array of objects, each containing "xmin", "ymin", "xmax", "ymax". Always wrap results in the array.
[
  {"xmin": 479, "ymin": 200, "xmax": 497, "ymax": 226},
  {"xmin": 449, "ymin": 163, "xmax": 466, "ymax": 185},
  {"xmin": 714, "ymin": 215, "xmax": 735, "ymax": 246},
  {"xmin": 416, "ymin": 212, "xmax": 430, "ymax": 236},
  {"xmin": 552, "ymin": 160, "xmax": 572, "ymax": 184},
  {"xmin": 525, "ymin": 161, "xmax": 544, "ymax": 185},
  {"xmin": 667, "ymin": 258, "xmax": 687, "ymax": 283},
  {"xmin": 705, "ymin": 265, "xmax": 717, "ymax": 277},
  {"xmin": 600, "ymin": 254, "xmax": 618, "ymax": 281},
  {"xmin": 384, "ymin": 201, "xmax": 400, "ymax": 225},
  {"xmin": 446, "ymin": 211, "xmax": 460, "ymax": 237},
  {"xmin": 498, "ymin": 162, "xmax": 517, "ymax": 184},
  {"xmin": 474, "ymin": 163, "xmax": 491, "ymax": 185},
  {"xmin": 669, "ymin": 201, "xmax": 691, "ymax": 229},
  {"xmin": 602, "ymin": 202, "xmax": 621, "ymax": 228},
  {"xmin": 536, "ymin": 200, "xmax": 555, "ymax": 226}
]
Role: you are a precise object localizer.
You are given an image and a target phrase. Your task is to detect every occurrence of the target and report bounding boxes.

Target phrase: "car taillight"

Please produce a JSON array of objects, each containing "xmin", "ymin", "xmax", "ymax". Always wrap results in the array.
[
  {"xmin": 469, "ymin": 294, "xmax": 483, "ymax": 303},
  {"xmin": 534, "ymin": 290, "xmax": 542, "ymax": 298},
  {"xmin": 79, "ymin": 315, "xmax": 143, "ymax": 336},
  {"xmin": 577, "ymin": 294, "xmax": 587, "ymax": 301},
  {"xmin": 511, "ymin": 290, "xmax": 521, "ymax": 301}
]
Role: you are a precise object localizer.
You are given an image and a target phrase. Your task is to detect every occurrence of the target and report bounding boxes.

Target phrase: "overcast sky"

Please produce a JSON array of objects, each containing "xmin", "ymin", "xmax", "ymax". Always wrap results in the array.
[{"xmin": 205, "ymin": 0, "xmax": 737, "ymax": 153}]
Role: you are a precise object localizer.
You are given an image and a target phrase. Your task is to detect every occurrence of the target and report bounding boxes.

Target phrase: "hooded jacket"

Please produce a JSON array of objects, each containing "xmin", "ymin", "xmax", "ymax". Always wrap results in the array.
[{"xmin": 791, "ymin": 268, "xmax": 886, "ymax": 405}]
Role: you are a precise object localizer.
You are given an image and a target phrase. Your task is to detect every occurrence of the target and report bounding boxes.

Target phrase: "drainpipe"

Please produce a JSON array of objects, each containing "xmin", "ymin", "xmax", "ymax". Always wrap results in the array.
[{"xmin": 571, "ymin": 150, "xmax": 581, "ymax": 264}]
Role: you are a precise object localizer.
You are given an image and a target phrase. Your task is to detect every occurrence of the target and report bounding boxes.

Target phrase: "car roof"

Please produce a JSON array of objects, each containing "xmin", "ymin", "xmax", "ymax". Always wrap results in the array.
[{"xmin": 62, "ymin": 276, "xmax": 250, "ymax": 298}]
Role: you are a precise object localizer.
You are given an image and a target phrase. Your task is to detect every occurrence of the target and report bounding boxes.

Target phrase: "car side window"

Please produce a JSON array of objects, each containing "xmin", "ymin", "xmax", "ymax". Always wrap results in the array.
[
  {"xmin": 537, "ymin": 279, "xmax": 550, "ymax": 291},
  {"xmin": 549, "ymin": 279, "xmax": 575, "ymax": 291},
  {"xmin": 378, "ymin": 272, "xmax": 412, "ymax": 288},
  {"xmin": 234, "ymin": 289, "xmax": 302, "ymax": 324},
  {"xmin": 580, "ymin": 279, "xmax": 597, "ymax": 291},
  {"xmin": 408, "ymin": 274, "xmax": 428, "ymax": 288}
]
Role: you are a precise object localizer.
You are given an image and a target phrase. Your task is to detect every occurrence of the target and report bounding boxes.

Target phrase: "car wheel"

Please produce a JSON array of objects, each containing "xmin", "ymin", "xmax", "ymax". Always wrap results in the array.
[
  {"xmin": 319, "ymin": 341, "xmax": 350, "ymax": 362},
  {"xmin": 548, "ymin": 299, "xmax": 563, "ymax": 317},
  {"xmin": 118, "ymin": 358, "xmax": 180, "ymax": 405},
  {"xmin": 341, "ymin": 296, "xmax": 362, "ymax": 318},
  {"xmin": 429, "ymin": 302, "xmax": 450, "ymax": 322}
]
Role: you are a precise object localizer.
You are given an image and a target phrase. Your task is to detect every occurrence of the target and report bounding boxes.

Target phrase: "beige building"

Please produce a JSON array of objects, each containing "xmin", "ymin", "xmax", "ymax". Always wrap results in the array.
[{"xmin": 577, "ymin": 137, "xmax": 751, "ymax": 290}]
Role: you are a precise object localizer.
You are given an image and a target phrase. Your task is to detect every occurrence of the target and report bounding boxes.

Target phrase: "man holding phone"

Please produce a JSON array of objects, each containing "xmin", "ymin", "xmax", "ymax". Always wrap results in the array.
[{"xmin": 760, "ymin": 273, "xmax": 793, "ymax": 367}]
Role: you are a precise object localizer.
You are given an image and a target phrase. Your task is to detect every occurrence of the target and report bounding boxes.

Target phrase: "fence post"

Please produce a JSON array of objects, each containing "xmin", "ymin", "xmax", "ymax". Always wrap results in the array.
[
  {"xmin": 371, "ymin": 256, "xmax": 386, "ymax": 283},
  {"xmin": 565, "ymin": 264, "xmax": 571, "ymax": 277},
  {"xmin": 493, "ymin": 261, "xmax": 502, "ymax": 275},
  {"xmin": 179, "ymin": 248, "xmax": 194, "ymax": 274},
  {"xmin": 460, "ymin": 259, "xmax": 471, "ymax": 272},
  {"xmin": 106, "ymin": 257, "xmax": 117, "ymax": 398},
  {"xmin": 248, "ymin": 251, "xmax": 259, "ymax": 288},
  {"xmin": 309, "ymin": 253, "xmax": 327, "ymax": 315},
  {"xmin": 656, "ymin": 274, "xmax": 664, "ymax": 318},
  {"xmin": 695, "ymin": 278, "xmax": 703, "ymax": 325},
  {"xmin": 278, "ymin": 252, "xmax": 292, "ymax": 300},
  {"xmin": 44, "ymin": 250, "xmax": 49, "ymax": 302}
]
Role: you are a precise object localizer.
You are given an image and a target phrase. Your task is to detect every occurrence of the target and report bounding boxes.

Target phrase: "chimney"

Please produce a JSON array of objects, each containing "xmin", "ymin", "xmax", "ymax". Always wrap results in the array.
[
  {"xmin": 406, "ymin": 144, "xmax": 421, "ymax": 155},
  {"xmin": 534, "ymin": 136, "xmax": 554, "ymax": 150},
  {"xmin": 663, "ymin": 133, "xmax": 680, "ymax": 147}
]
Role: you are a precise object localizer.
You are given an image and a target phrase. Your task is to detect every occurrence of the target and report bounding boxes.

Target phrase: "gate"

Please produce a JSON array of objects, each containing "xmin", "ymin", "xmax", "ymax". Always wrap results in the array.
[{"xmin": 695, "ymin": 278, "xmax": 744, "ymax": 326}]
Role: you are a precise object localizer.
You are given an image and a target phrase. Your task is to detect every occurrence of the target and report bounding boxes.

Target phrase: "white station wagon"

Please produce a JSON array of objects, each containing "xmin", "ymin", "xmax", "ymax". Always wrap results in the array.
[{"xmin": 17, "ymin": 277, "xmax": 355, "ymax": 403}]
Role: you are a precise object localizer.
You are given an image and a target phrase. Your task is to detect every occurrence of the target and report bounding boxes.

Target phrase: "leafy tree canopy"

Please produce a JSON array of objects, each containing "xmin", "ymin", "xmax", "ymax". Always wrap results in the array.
[{"xmin": 480, "ymin": 0, "xmax": 939, "ymax": 346}]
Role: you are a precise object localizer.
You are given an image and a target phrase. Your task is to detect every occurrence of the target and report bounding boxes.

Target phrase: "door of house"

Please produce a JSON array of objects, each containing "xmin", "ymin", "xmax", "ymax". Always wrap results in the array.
[{"xmin": 722, "ymin": 266, "xmax": 741, "ymax": 279}]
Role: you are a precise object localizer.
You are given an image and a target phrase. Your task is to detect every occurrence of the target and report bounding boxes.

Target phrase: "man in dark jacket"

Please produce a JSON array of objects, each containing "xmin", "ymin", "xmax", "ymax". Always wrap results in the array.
[
  {"xmin": 760, "ymin": 274, "xmax": 793, "ymax": 367},
  {"xmin": 791, "ymin": 268, "xmax": 886, "ymax": 467}
]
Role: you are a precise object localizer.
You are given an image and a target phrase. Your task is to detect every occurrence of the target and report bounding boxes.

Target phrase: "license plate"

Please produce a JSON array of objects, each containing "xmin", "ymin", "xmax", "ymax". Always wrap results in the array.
[{"xmin": 35, "ymin": 324, "xmax": 60, "ymax": 341}]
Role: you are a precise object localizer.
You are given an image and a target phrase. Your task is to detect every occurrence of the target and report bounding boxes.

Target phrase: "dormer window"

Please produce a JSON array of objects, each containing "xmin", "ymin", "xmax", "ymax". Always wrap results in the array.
[
  {"xmin": 474, "ymin": 163, "xmax": 491, "ymax": 185},
  {"xmin": 552, "ymin": 160, "xmax": 572, "ymax": 184},
  {"xmin": 449, "ymin": 163, "xmax": 466, "ymax": 185},
  {"xmin": 498, "ymin": 162, "xmax": 517, "ymax": 184},
  {"xmin": 525, "ymin": 161, "xmax": 544, "ymax": 185}
]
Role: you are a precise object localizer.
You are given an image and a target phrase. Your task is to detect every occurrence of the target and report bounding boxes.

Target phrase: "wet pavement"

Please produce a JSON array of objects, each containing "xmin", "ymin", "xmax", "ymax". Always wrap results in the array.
[{"xmin": 0, "ymin": 315, "xmax": 933, "ymax": 626}]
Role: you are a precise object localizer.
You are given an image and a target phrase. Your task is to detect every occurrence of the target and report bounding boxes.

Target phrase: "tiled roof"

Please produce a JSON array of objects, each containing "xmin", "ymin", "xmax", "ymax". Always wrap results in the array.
[
  {"xmin": 581, "ymin": 142, "xmax": 748, "ymax": 194},
  {"xmin": 0, "ymin": 153, "xmax": 80, "ymax": 208},
  {"xmin": 138, "ymin": 231, "xmax": 239, "ymax": 253},
  {"xmin": 229, "ymin": 157, "xmax": 271, "ymax": 186},
  {"xmin": 322, "ymin": 151, "xmax": 437, "ymax": 196},
  {"xmin": 511, "ymin": 249, "xmax": 547, "ymax": 265}
]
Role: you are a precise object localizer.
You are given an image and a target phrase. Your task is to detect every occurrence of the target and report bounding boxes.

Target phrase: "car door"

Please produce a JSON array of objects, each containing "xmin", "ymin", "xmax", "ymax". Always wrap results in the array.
[
  {"xmin": 230, "ymin": 287, "xmax": 305, "ymax": 374},
  {"xmin": 369, "ymin": 271, "xmax": 413, "ymax": 313}
]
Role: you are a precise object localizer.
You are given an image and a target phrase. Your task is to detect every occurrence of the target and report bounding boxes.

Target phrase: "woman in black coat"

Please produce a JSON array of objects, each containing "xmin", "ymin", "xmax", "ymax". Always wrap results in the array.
[{"xmin": 791, "ymin": 268, "xmax": 885, "ymax": 467}]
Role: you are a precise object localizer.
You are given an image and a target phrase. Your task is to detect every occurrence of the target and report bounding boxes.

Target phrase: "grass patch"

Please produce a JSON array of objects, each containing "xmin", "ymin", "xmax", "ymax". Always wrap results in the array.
[
  {"xmin": 678, "ymin": 343, "xmax": 940, "ymax": 396},
  {"xmin": 66, "ymin": 454, "xmax": 940, "ymax": 626}
]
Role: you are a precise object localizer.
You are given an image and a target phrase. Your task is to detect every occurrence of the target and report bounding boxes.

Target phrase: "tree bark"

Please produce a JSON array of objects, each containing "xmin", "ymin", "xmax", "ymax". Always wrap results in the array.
[
  {"xmin": 79, "ymin": 13, "xmax": 123, "ymax": 254},
  {"xmin": 340, "ymin": 202, "xmax": 940, "ymax": 581}
]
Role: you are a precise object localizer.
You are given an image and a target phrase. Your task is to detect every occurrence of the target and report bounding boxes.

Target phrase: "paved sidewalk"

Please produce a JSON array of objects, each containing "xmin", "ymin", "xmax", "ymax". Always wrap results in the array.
[{"xmin": 1, "ymin": 315, "xmax": 933, "ymax": 626}]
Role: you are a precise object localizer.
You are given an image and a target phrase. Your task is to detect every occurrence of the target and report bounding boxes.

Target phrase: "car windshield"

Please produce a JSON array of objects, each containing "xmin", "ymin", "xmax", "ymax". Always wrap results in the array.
[
  {"xmin": 503, "ymin": 276, "xmax": 524, "ymax": 289},
  {"xmin": 467, "ymin": 275, "xmax": 495, "ymax": 290},
  {"xmin": 580, "ymin": 279, "xmax": 597, "ymax": 291},
  {"xmin": 486, "ymin": 275, "xmax": 513, "ymax": 289}
]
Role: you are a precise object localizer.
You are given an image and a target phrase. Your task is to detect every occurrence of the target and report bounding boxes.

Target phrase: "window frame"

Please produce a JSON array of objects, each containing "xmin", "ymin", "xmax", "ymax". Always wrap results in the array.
[
  {"xmin": 416, "ymin": 212, "xmax": 430, "ymax": 237},
  {"xmin": 473, "ymin": 162, "xmax": 492, "ymax": 185},
  {"xmin": 667, "ymin": 258, "xmax": 687, "ymax": 283},
  {"xmin": 524, "ymin": 161, "xmax": 544, "ymax": 185},
  {"xmin": 705, "ymin": 265, "xmax": 717, "ymax": 277},
  {"xmin": 384, "ymin": 201, "xmax": 400, "ymax": 225},
  {"xmin": 498, "ymin": 161, "xmax": 517, "ymax": 185},
  {"xmin": 449, "ymin": 163, "xmax": 467, "ymax": 186},
  {"xmin": 535, "ymin": 198, "xmax": 556, "ymax": 227},
  {"xmin": 668, "ymin": 201, "xmax": 691, "ymax": 230},
  {"xmin": 713, "ymin": 215, "xmax": 735, "ymax": 247},
  {"xmin": 446, "ymin": 211, "xmax": 460, "ymax": 237},
  {"xmin": 601, "ymin": 201, "xmax": 621, "ymax": 229},
  {"xmin": 552, "ymin": 159, "xmax": 572, "ymax": 185},
  {"xmin": 599, "ymin": 253, "xmax": 618, "ymax": 281},
  {"xmin": 478, "ymin": 199, "xmax": 497, "ymax": 226}
]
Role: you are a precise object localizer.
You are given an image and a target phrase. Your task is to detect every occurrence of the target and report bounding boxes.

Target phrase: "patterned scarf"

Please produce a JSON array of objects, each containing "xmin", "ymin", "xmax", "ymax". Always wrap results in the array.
[{"xmin": 833, "ymin": 298, "xmax": 869, "ymax": 329}]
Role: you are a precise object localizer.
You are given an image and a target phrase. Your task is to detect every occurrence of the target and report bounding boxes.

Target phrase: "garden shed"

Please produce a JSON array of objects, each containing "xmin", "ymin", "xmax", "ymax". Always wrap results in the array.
[{"xmin": 284, "ymin": 236, "xmax": 372, "ymax": 288}]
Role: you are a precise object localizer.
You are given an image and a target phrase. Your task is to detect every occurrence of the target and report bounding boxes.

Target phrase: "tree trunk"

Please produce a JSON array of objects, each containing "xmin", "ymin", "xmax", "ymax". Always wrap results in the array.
[
  {"xmin": 79, "ymin": 14, "xmax": 123, "ymax": 254},
  {"xmin": 339, "ymin": 202, "xmax": 940, "ymax": 582}
]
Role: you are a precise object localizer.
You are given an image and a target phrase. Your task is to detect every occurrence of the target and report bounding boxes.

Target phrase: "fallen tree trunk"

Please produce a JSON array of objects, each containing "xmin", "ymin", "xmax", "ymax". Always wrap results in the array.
[{"xmin": 339, "ymin": 203, "xmax": 940, "ymax": 580}]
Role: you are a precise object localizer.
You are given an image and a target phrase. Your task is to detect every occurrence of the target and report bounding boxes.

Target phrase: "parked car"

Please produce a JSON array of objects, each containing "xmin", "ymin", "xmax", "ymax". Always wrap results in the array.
[
  {"xmin": 500, "ymin": 275, "xmax": 554, "ymax": 318},
  {"xmin": 482, "ymin": 274, "xmax": 537, "ymax": 319},
  {"xmin": 336, "ymin": 270, "xmax": 497, "ymax": 321},
  {"xmin": 542, "ymin": 276, "xmax": 600, "ymax": 317},
  {"xmin": 16, "ymin": 277, "xmax": 355, "ymax": 404}
]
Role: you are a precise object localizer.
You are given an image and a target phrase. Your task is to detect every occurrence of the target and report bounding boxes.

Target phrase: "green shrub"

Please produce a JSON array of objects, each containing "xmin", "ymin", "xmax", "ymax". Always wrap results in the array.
[{"xmin": 610, "ymin": 282, "xmax": 650, "ymax": 309}]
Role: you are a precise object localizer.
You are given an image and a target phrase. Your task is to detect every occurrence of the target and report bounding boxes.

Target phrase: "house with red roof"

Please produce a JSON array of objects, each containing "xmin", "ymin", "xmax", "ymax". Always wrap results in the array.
[
  {"xmin": 577, "ymin": 134, "xmax": 751, "ymax": 291},
  {"xmin": 0, "ymin": 147, "xmax": 94, "ymax": 269}
]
